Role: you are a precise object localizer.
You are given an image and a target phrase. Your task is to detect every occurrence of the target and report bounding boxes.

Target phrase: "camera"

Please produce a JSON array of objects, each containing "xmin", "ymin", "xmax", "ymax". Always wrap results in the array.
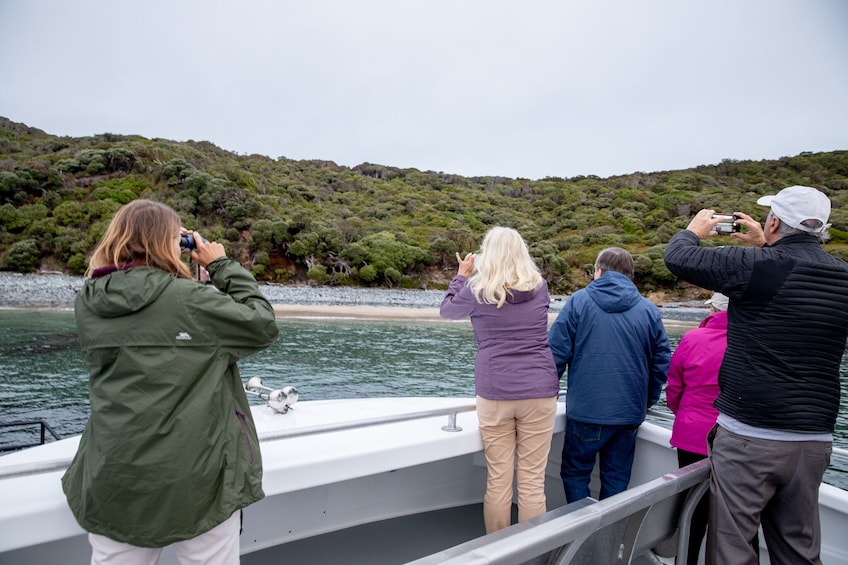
[
  {"xmin": 712, "ymin": 214, "xmax": 740, "ymax": 234},
  {"xmin": 179, "ymin": 234, "xmax": 206, "ymax": 251}
]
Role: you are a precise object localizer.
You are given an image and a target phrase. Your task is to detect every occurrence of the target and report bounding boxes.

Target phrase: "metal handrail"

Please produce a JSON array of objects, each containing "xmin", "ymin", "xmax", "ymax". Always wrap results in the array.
[
  {"xmin": 258, "ymin": 389, "xmax": 568, "ymax": 442},
  {"xmin": 258, "ymin": 402, "xmax": 478, "ymax": 442},
  {"xmin": 0, "ymin": 420, "xmax": 63, "ymax": 453},
  {"xmin": 2, "ymin": 396, "xmax": 847, "ymax": 480},
  {"xmin": 647, "ymin": 408, "xmax": 848, "ymax": 461},
  {"xmin": 0, "ymin": 400, "xmax": 483, "ymax": 480}
]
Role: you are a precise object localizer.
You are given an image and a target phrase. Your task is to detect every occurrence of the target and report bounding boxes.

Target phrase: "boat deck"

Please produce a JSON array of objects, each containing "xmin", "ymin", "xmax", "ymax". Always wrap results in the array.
[
  {"xmin": 241, "ymin": 502, "xmax": 675, "ymax": 565},
  {"xmin": 243, "ymin": 504, "xmax": 487, "ymax": 564}
]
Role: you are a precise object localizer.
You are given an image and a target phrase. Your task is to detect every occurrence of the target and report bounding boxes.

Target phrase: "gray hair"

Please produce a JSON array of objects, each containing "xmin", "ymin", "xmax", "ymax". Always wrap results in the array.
[
  {"xmin": 595, "ymin": 247, "xmax": 635, "ymax": 280},
  {"xmin": 770, "ymin": 211, "xmax": 830, "ymax": 243}
]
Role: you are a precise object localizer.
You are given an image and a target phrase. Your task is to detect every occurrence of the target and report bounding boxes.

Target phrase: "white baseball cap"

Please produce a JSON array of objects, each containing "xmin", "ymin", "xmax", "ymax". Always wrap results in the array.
[
  {"xmin": 704, "ymin": 292, "xmax": 729, "ymax": 311},
  {"xmin": 756, "ymin": 185, "xmax": 831, "ymax": 234}
]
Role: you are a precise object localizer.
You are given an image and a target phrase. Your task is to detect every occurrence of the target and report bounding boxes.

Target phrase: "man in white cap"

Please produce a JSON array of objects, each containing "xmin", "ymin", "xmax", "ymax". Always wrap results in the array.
[{"xmin": 663, "ymin": 186, "xmax": 848, "ymax": 565}]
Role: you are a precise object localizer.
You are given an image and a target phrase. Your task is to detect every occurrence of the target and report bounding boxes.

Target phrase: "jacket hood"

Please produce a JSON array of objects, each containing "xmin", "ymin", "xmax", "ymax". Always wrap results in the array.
[
  {"xmin": 698, "ymin": 309, "xmax": 728, "ymax": 330},
  {"xmin": 78, "ymin": 267, "xmax": 173, "ymax": 318},
  {"xmin": 505, "ymin": 283, "xmax": 544, "ymax": 305},
  {"xmin": 586, "ymin": 271, "xmax": 642, "ymax": 313}
]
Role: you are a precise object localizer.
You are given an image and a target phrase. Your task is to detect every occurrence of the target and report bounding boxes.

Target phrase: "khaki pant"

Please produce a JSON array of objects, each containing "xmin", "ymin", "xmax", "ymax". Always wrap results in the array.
[
  {"xmin": 476, "ymin": 396, "xmax": 558, "ymax": 533},
  {"xmin": 88, "ymin": 511, "xmax": 241, "ymax": 565}
]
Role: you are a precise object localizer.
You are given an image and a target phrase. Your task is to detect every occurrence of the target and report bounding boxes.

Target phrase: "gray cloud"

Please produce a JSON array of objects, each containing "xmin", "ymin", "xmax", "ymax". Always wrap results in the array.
[{"xmin": 1, "ymin": 0, "xmax": 846, "ymax": 179}]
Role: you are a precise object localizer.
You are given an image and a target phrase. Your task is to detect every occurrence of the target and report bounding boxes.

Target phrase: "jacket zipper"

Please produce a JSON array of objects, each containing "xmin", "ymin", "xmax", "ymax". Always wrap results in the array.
[{"xmin": 235, "ymin": 409, "xmax": 256, "ymax": 463}]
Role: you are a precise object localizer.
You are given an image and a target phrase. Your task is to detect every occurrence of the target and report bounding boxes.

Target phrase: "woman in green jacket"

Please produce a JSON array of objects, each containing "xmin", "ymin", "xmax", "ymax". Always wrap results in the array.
[{"xmin": 61, "ymin": 199, "xmax": 279, "ymax": 564}]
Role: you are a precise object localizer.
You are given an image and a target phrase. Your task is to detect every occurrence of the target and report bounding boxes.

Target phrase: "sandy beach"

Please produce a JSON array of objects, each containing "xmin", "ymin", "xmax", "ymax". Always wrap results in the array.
[
  {"xmin": 0, "ymin": 272, "xmax": 702, "ymax": 329},
  {"xmin": 272, "ymin": 304, "xmax": 446, "ymax": 321},
  {"xmin": 270, "ymin": 304, "xmax": 699, "ymax": 331}
]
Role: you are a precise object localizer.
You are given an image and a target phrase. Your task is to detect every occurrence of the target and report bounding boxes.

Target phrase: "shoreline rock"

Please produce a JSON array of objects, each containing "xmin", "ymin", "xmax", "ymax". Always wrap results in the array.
[
  {"xmin": 0, "ymin": 272, "xmax": 708, "ymax": 323},
  {"xmin": 0, "ymin": 272, "xmax": 454, "ymax": 309}
]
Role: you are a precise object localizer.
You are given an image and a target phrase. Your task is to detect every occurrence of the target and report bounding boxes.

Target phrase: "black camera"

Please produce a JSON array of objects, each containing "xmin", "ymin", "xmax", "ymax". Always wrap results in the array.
[
  {"xmin": 179, "ymin": 234, "xmax": 206, "ymax": 251},
  {"xmin": 712, "ymin": 214, "xmax": 740, "ymax": 234}
]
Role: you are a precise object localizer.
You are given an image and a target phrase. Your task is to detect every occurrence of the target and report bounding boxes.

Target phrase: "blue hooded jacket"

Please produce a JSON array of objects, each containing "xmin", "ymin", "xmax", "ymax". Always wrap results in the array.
[{"xmin": 548, "ymin": 271, "xmax": 670, "ymax": 425}]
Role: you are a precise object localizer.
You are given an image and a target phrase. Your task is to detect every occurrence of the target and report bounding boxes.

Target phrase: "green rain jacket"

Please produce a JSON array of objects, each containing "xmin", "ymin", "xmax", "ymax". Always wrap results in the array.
[{"xmin": 61, "ymin": 258, "xmax": 279, "ymax": 547}]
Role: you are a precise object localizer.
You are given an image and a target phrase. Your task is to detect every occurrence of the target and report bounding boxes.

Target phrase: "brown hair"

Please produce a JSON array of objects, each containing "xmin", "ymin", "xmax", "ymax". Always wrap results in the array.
[{"xmin": 86, "ymin": 199, "xmax": 192, "ymax": 279}]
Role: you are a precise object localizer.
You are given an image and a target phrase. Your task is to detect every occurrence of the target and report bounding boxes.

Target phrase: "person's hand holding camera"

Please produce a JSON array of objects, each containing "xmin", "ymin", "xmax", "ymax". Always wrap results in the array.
[
  {"xmin": 180, "ymin": 229, "xmax": 226, "ymax": 268},
  {"xmin": 686, "ymin": 209, "xmax": 766, "ymax": 247},
  {"xmin": 685, "ymin": 209, "xmax": 723, "ymax": 239},
  {"xmin": 728, "ymin": 211, "xmax": 766, "ymax": 247}
]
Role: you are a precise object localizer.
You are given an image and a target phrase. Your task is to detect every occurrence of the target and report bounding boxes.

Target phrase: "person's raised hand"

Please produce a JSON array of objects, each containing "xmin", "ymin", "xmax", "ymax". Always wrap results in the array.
[
  {"xmin": 189, "ymin": 232, "xmax": 226, "ymax": 268},
  {"xmin": 730, "ymin": 211, "xmax": 766, "ymax": 247},
  {"xmin": 685, "ymin": 209, "xmax": 721, "ymax": 240},
  {"xmin": 455, "ymin": 252, "xmax": 476, "ymax": 278}
]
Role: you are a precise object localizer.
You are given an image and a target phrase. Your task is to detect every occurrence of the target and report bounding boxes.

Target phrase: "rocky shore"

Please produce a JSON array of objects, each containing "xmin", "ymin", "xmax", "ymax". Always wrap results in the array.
[
  {"xmin": 0, "ymin": 272, "xmax": 85, "ymax": 309},
  {"xmin": 0, "ymin": 272, "xmax": 707, "ymax": 325},
  {"xmin": 0, "ymin": 272, "xmax": 453, "ymax": 310}
]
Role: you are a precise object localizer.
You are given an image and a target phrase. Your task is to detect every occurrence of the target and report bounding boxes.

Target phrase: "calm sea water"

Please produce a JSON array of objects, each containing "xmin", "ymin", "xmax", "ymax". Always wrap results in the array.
[{"xmin": 1, "ymin": 309, "xmax": 847, "ymax": 488}]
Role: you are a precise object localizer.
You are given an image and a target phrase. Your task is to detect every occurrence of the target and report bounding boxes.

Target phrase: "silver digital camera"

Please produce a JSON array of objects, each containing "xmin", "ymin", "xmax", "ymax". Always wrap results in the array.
[{"xmin": 712, "ymin": 214, "xmax": 740, "ymax": 234}]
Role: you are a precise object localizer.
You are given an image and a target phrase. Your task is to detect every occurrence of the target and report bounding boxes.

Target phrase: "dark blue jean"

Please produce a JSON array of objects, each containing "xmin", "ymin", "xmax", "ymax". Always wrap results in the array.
[{"xmin": 560, "ymin": 418, "xmax": 639, "ymax": 503}]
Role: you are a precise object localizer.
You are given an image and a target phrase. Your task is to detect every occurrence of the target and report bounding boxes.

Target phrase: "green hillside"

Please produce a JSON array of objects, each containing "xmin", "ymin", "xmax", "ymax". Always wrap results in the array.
[{"xmin": 1, "ymin": 116, "xmax": 846, "ymax": 294}]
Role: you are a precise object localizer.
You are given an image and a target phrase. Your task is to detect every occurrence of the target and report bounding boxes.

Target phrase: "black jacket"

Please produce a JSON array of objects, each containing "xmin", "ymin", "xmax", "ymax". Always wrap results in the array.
[{"xmin": 664, "ymin": 230, "xmax": 848, "ymax": 433}]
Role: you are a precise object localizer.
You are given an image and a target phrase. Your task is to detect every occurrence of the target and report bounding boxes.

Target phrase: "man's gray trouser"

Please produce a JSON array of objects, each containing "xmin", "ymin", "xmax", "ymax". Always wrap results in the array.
[{"xmin": 706, "ymin": 425, "xmax": 831, "ymax": 565}]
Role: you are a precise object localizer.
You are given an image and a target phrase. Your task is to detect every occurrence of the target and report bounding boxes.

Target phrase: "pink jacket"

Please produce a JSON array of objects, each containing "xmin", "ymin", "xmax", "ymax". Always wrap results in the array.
[{"xmin": 666, "ymin": 311, "xmax": 727, "ymax": 456}]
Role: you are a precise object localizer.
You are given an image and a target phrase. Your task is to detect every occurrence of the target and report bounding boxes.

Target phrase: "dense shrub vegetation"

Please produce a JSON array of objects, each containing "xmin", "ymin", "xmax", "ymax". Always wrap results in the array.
[{"xmin": 1, "ymin": 116, "xmax": 846, "ymax": 294}]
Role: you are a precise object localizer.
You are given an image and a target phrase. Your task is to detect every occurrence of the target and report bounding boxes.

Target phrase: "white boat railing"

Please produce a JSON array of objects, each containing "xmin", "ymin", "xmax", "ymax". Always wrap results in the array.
[
  {"xmin": 258, "ymin": 402, "xmax": 478, "ymax": 442},
  {"xmin": 0, "ymin": 400, "xmax": 481, "ymax": 480},
  {"xmin": 2, "ymin": 397, "xmax": 847, "ymax": 483},
  {"xmin": 647, "ymin": 409, "xmax": 848, "ymax": 461},
  {"xmin": 256, "ymin": 388, "xmax": 568, "ymax": 443}
]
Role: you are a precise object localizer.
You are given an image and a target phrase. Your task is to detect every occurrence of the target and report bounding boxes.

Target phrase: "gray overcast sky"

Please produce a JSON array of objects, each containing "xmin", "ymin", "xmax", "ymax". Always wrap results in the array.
[{"xmin": 1, "ymin": 1, "xmax": 846, "ymax": 180}]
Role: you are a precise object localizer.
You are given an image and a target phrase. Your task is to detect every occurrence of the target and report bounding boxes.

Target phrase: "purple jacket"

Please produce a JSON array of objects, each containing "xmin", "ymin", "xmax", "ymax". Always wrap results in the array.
[
  {"xmin": 440, "ymin": 275, "xmax": 560, "ymax": 400},
  {"xmin": 666, "ymin": 310, "xmax": 727, "ymax": 455}
]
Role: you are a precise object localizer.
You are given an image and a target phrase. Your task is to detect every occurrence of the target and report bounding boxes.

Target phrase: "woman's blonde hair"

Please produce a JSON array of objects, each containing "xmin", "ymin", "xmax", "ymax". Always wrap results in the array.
[
  {"xmin": 468, "ymin": 226, "xmax": 542, "ymax": 308},
  {"xmin": 86, "ymin": 199, "xmax": 192, "ymax": 279}
]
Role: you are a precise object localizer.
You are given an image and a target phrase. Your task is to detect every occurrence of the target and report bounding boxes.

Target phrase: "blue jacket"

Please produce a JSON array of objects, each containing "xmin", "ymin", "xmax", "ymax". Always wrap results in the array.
[{"xmin": 548, "ymin": 271, "xmax": 670, "ymax": 425}]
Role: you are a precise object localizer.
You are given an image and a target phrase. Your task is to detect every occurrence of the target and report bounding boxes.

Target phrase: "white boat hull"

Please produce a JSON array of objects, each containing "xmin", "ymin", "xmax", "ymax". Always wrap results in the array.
[{"xmin": 0, "ymin": 397, "xmax": 846, "ymax": 564}]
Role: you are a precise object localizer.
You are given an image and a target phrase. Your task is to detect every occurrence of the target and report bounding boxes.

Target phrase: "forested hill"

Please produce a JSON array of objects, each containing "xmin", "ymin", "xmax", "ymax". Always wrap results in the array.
[{"xmin": 1, "ymin": 116, "xmax": 846, "ymax": 294}]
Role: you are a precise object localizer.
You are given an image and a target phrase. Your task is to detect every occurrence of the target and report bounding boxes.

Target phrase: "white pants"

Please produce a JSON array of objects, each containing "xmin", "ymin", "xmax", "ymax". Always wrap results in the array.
[{"xmin": 89, "ymin": 511, "xmax": 240, "ymax": 565}]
